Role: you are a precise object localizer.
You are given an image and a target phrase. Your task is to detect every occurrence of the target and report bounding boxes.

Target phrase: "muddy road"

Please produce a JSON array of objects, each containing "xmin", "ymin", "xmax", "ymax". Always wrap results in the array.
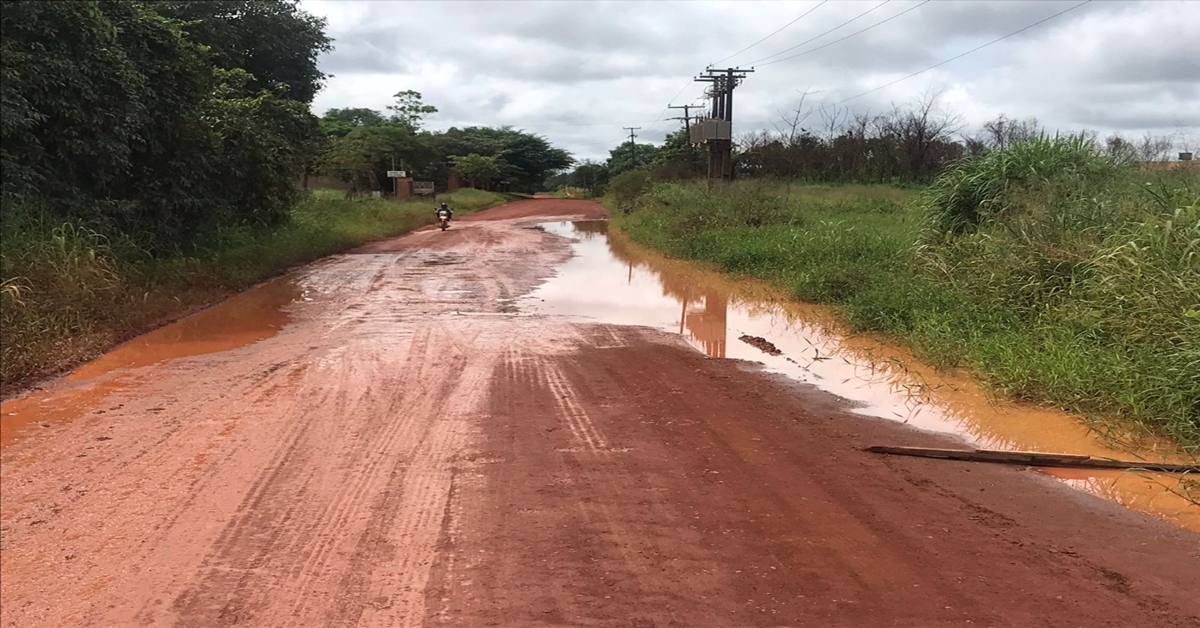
[{"xmin": 2, "ymin": 199, "xmax": 1198, "ymax": 627}]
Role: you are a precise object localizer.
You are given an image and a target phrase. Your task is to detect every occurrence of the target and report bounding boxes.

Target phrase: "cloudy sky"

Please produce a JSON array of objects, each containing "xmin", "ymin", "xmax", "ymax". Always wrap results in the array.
[{"xmin": 300, "ymin": 0, "xmax": 1199, "ymax": 162}]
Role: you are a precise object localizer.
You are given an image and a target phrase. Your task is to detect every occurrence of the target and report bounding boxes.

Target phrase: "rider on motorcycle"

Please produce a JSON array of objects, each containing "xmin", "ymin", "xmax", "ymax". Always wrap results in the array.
[{"xmin": 435, "ymin": 202, "xmax": 453, "ymax": 220}]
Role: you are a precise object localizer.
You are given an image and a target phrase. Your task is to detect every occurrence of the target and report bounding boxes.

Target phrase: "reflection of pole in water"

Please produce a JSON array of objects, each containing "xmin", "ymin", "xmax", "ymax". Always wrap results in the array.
[
  {"xmin": 684, "ymin": 291, "xmax": 728, "ymax": 358},
  {"xmin": 679, "ymin": 288, "xmax": 689, "ymax": 335}
]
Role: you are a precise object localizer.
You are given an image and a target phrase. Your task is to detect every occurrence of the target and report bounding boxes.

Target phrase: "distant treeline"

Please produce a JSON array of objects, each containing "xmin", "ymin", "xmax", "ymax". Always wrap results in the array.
[{"xmin": 552, "ymin": 91, "xmax": 1188, "ymax": 195}]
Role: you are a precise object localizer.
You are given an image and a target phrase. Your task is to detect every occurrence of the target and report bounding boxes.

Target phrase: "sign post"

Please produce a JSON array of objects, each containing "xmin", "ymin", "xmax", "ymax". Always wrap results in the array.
[{"xmin": 387, "ymin": 171, "xmax": 407, "ymax": 198}]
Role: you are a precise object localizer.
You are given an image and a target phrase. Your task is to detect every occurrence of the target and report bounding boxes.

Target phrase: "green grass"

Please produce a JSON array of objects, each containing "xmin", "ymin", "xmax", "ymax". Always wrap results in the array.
[
  {"xmin": 0, "ymin": 188, "xmax": 508, "ymax": 391},
  {"xmin": 611, "ymin": 144, "xmax": 1200, "ymax": 448}
]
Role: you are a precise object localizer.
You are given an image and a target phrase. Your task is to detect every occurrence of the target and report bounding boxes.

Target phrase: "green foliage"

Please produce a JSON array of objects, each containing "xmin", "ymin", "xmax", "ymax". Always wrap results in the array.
[
  {"xmin": 432, "ymin": 126, "xmax": 572, "ymax": 192},
  {"xmin": 388, "ymin": 90, "xmax": 438, "ymax": 130},
  {"xmin": 607, "ymin": 141, "xmax": 661, "ymax": 178},
  {"xmin": 313, "ymin": 112, "xmax": 573, "ymax": 193},
  {"xmin": 152, "ymin": 0, "xmax": 331, "ymax": 103},
  {"xmin": 450, "ymin": 154, "xmax": 501, "ymax": 189},
  {"xmin": 319, "ymin": 126, "xmax": 416, "ymax": 192},
  {"xmin": 1, "ymin": 189, "xmax": 508, "ymax": 388},
  {"xmin": 607, "ymin": 170, "xmax": 654, "ymax": 212},
  {"xmin": 613, "ymin": 171, "xmax": 1200, "ymax": 447},
  {"xmin": 319, "ymin": 107, "xmax": 390, "ymax": 137},
  {"xmin": 925, "ymin": 135, "xmax": 1127, "ymax": 233},
  {"xmin": 1, "ymin": 0, "xmax": 329, "ymax": 251}
]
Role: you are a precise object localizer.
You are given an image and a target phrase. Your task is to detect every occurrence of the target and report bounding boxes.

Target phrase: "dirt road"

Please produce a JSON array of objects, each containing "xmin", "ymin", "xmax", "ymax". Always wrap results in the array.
[{"xmin": 2, "ymin": 200, "xmax": 1197, "ymax": 627}]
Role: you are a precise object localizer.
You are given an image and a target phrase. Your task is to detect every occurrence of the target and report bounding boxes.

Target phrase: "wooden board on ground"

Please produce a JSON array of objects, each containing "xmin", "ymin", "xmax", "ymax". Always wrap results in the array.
[{"xmin": 865, "ymin": 445, "xmax": 1200, "ymax": 473}]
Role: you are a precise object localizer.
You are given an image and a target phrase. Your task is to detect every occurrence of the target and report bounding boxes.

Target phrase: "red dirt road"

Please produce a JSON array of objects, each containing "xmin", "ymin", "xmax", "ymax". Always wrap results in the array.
[{"xmin": 2, "ymin": 199, "xmax": 1197, "ymax": 627}]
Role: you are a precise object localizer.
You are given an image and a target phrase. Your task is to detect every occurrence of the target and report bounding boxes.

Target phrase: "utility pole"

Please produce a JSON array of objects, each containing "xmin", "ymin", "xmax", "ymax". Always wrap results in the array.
[
  {"xmin": 623, "ymin": 126, "xmax": 641, "ymax": 168},
  {"xmin": 667, "ymin": 104, "xmax": 698, "ymax": 133},
  {"xmin": 694, "ymin": 67, "xmax": 753, "ymax": 181}
]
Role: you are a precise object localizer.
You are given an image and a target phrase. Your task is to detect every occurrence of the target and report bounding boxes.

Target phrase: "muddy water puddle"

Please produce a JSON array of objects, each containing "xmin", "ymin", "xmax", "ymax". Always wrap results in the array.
[
  {"xmin": 522, "ymin": 220, "xmax": 1199, "ymax": 531},
  {"xmin": 1, "ymin": 278, "xmax": 303, "ymax": 447}
]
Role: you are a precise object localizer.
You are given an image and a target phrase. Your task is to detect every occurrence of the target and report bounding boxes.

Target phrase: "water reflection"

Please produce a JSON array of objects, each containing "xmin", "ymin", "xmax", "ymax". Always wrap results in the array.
[{"xmin": 524, "ymin": 220, "xmax": 1199, "ymax": 531}]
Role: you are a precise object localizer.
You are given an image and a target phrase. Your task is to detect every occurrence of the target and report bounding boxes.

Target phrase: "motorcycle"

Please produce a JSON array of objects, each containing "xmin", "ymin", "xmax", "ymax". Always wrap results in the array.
[{"xmin": 437, "ymin": 210, "xmax": 451, "ymax": 231}]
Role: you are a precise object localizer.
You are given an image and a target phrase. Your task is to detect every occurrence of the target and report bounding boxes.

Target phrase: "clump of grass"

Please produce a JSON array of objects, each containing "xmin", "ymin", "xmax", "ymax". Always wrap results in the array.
[
  {"xmin": 925, "ymin": 135, "xmax": 1127, "ymax": 234},
  {"xmin": 0, "ymin": 189, "xmax": 508, "ymax": 391}
]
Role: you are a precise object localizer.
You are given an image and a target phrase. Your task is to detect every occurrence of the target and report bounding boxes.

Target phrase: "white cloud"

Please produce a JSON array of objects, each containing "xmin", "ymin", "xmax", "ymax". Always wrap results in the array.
[{"xmin": 301, "ymin": 0, "xmax": 1200, "ymax": 161}]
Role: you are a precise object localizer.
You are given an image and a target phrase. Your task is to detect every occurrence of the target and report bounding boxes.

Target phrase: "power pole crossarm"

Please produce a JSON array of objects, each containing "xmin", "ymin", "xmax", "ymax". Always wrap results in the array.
[
  {"xmin": 623, "ymin": 126, "xmax": 641, "ymax": 167},
  {"xmin": 667, "ymin": 104, "xmax": 697, "ymax": 132}
]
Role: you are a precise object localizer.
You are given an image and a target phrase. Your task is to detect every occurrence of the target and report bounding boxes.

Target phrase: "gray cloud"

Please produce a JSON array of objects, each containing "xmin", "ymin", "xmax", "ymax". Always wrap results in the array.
[{"xmin": 302, "ymin": 0, "xmax": 1200, "ymax": 161}]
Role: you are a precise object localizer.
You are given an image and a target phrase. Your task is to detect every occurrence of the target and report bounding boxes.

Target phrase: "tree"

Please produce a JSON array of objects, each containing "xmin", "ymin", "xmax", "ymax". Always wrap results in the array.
[
  {"xmin": 877, "ymin": 89, "xmax": 964, "ymax": 183},
  {"xmin": 423, "ymin": 126, "xmax": 571, "ymax": 192},
  {"xmin": 651, "ymin": 129, "xmax": 704, "ymax": 179},
  {"xmin": 979, "ymin": 114, "xmax": 1041, "ymax": 150},
  {"xmin": 450, "ymin": 154, "xmax": 501, "ymax": 189},
  {"xmin": 388, "ymin": 90, "xmax": 438, "ymax": 130},
  {"xmin": 153, "ymin": 0, "xmax": 332, "ymax": 103},
  {"xmin": 1, "ymin": 0, "xmax": 330, "ymax": 249},
  {"xmin": 574, "ymin": 161, "xmax": 610, "ymax": 196},
  {"xmin": 319, "ymin": 107, "xmax": 389, "ymax": 137},
  {"xmin": 318, "ymin": 125, "xmax": 418, "ymax": 194},
  {"xmin": 606, "ymin": 141, "xmax": 660, "ymax": 178}
]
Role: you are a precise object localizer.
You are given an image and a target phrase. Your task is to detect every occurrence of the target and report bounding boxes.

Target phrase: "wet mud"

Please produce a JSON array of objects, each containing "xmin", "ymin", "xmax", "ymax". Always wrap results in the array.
[
  {"xmin": 1, "ymin": 200, "xmax": 1197, "ymax": 628},
  {"xmin": 1, "ymin": 278, "xmax": 302, "ymax": 447}
]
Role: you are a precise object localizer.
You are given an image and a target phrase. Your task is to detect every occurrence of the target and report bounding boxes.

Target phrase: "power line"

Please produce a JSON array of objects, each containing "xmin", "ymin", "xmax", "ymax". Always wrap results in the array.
[
  {"xmin": 748, "ymin": 0, "xmax": 892, "ymax": 66},
  {"xmin": 532, "ymin": 119, "xmax": 660, "ymax": 128},
  {"xmin": 835, "ymin": 0, "xmax": 1094, "ymax": 105},
  {"xmin": 757, "ymin": 0, "xmax": 931, "ymax": 67},
  {"xmin": 709, "ymin": 0, "xmax": 829, "ymax": 66}
]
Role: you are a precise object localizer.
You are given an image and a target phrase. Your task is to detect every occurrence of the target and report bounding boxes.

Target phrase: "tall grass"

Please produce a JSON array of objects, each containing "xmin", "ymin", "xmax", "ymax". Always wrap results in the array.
[
  {"xmin": 0, "ymin": 189, "xmax": 507, "ymax": 390},
  {"xmin": 613, "ymin": 139, "xmax": 1200, "ymax": 448}
]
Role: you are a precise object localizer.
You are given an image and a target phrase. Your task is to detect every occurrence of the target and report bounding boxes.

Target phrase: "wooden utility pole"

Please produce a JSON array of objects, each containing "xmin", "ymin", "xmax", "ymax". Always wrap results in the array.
[
  {"xmin": 694, "ymin": 67, "xmax": 753, "ymax": 181},
  {"xmin": 667, "ymin": 104, "xmax": 699, "ymax": 133},
  {"xmin": 623, "ymin": 126, "xmax": 641, "ymax": 167}
]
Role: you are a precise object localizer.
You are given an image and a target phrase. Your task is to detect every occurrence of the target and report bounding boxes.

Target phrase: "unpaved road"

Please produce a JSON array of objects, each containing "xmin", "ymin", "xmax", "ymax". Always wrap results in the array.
[{"xmin": 2, "ymin": 200, "xmax": 1198, "ymax": 627}]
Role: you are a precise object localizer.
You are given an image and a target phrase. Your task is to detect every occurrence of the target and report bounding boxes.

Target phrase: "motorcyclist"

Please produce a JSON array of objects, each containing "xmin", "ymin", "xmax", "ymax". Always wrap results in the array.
[{"xmin": 435, "ymin": 202, "xmax": 453, "ymax": 220}]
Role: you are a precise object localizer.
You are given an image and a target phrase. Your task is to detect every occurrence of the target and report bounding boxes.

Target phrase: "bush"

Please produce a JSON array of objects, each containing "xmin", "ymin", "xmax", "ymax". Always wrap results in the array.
[
  {"xmin": 925, "ymin": 135, "xmax": 1126, "ymax": 234},
  {"xmin": 0, "ymin": 189, "xmax": 509, "ymax": 389},
  {"xmin": 607, "ymin": 170, "xmax": 654, "ymax": 212}
]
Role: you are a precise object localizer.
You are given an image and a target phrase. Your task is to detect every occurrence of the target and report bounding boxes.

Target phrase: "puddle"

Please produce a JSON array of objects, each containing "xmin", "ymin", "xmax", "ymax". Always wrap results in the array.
[
  {"xmin": 1, "ymin": 277, "xmax": 302, "ymax": 447},
  {"xmin": 522, "ymin": 221, "xmax": 1200, "ymax": 531}
]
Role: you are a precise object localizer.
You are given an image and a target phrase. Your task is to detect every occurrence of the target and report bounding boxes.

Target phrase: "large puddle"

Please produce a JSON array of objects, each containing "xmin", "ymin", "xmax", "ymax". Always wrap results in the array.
[
  {"xmin": 521, "ymin": 221, "xmax": 1199, "ymax": 531},
  {"xmin": 0, "ymin": 278, "xmax": 303, "ymax": 447}
]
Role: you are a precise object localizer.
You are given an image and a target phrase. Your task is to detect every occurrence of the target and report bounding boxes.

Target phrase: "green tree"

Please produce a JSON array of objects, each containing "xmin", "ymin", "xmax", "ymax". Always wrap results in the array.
[
  {"xmin": 388, "ymin": 90, "xmax": 438, "ymax": 130},
  {"xmin": 152, "ymin": 0, "xmax": 332, "ymax": 103},
  {"xmin": 319, "ymin": 107, "xmax": 389, "ymax": 137},
  {"xmin": 1, "ymin": 0, "xmax": 329, "ymax": 249},
  {"xmin": 606, "ymin": 140, "xmax": 660, "ymax": 178},
  {"xmin": 651, "ymin": 128, "xmax": 704, "ymax": 179},
  {"xmin": 567, "ymin": 160, "xmax": 609, "ymax": 196},
  {"xmin": 319, "ymin": 125, "xmax": 417, "ymax": 194},
  {"xmin": 431, "ymin": 127, "xmax": 571, "ymax": 192},
  {"xmin": 450, "ymin": 154, "xmax": 501, "ymax": 189}
]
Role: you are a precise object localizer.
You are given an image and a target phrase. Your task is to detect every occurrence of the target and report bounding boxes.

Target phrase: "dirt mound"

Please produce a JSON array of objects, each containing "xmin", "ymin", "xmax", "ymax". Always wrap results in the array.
[{"xmin": 739, "ymin": 334, "xmax": 783, "ymax": 356}]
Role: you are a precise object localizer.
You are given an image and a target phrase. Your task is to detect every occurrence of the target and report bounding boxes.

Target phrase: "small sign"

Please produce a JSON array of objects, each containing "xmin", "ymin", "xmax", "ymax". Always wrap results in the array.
[
  {"xmin": 387, "ymin": 170, "xmax": 406, "ymax": 178},
  {"xmin": 414, "ymin": 181, "xmax": 436, "ymax": 195}
]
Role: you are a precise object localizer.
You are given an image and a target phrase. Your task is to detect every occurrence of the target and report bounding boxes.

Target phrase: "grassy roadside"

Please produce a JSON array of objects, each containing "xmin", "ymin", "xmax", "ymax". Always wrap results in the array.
[
  {"xmin": 0, "ymin": 188, "xmax": 508, "ymax": 392},
  {"xmin": 608, "ymin": 147, "xmax": 1200, "ymax": 448}
]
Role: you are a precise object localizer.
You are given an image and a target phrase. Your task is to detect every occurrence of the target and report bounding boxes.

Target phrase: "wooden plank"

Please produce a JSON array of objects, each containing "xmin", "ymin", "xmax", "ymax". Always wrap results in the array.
[{"xmin": 864, "ymin": 445, "xmax": 1200, "ymax": 474}]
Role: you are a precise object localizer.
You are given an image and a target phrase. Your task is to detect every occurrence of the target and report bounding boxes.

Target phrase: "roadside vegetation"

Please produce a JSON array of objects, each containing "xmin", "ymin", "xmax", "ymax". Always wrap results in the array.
[
  {"xmin": 611, "ymin": 137, "xmax": 1200, "ymax": 448},
  {"xmin": 1, "ymin": 189, "xmax": 507, "ymax": 389}
]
